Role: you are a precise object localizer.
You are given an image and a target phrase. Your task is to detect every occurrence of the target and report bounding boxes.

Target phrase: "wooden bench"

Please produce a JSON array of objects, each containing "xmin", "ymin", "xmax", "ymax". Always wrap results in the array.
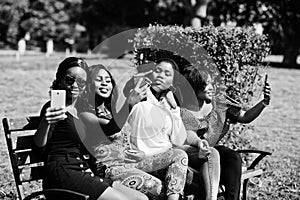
[{"xmin": 2, "ymin": 116, "xmax": 90, "ymax": 200}]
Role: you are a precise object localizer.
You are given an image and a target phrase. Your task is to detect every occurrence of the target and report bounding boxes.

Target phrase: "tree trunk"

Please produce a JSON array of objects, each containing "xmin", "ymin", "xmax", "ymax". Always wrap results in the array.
[
  {"xmin": 282, "ymin": 0, "xmax": 300, "ymax": 68},
  {"xmin": 282, "ymin": 43, "xmax": 299, "ymax": 68},
  {"xmin": 282, "ymin": 26, "xmax": 300, "ymax": 68},
  {"xmin": 191, "ymin": 0, "xmax": 211, "ymax": 28}
]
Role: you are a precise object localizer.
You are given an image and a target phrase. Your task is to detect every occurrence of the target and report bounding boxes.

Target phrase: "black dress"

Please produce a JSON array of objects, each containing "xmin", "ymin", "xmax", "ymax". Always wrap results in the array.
[{"xmin": 37, "ymin": 102, "xmax": 112, "ymax": 200}]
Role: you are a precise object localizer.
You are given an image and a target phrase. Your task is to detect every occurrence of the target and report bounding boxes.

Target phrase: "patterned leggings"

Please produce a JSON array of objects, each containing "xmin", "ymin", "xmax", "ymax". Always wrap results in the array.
[{"xmin": 94, "ymin": 144, "xmax": 188, "ymax": 198}]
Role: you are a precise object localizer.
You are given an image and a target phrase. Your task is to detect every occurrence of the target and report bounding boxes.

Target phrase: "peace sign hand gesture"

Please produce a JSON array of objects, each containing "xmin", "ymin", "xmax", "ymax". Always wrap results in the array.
[{"xmin": 127, "ymin": 71, "xmax": 152, "ymax": 107}]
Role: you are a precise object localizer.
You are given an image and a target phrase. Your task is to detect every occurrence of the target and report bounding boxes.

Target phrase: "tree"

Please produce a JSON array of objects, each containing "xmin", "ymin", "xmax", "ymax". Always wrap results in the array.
[
  {"xmin": 81, "ymin": 0, "xmax": 161, "ymax": 49},
  {"xmin": 0, "ymin": 0, "xmax": 29, "ymax": 47},
  {"xmin": 19, "ymin": 0, "xmax": 83, "ymax": 49},
  {"xmin": 208, "ymin": 0, "xmax": 300, "ymax": 68}
]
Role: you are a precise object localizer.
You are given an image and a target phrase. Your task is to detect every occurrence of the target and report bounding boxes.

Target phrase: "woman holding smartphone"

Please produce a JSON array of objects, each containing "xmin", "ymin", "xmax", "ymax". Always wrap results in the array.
[
  {"xmin": 33, "ymin": 57, "xmax": 148, "ymax": 200},
  {"xmin": 180, "ymin": 64, "xmax": 271, "ymax": 200}
]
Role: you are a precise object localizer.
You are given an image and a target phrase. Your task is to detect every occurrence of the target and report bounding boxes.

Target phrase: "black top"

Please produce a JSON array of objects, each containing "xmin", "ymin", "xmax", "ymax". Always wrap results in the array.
[{"xmin": 39, "ymin": 102, "xmax": 85, "ymax": 156}]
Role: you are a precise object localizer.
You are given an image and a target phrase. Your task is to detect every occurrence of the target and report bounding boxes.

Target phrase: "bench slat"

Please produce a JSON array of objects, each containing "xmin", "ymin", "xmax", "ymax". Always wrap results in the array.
[
  {"xmin": 18, "ymin": 162, "xmax": 44, "ymax": 170},
  {"xmin": 241, "ymin": 169, "xmax": 263, "ymax": 180},
  {"xmin": 7, "ymin": 117, "xmax": 40, "ymax": 131}
]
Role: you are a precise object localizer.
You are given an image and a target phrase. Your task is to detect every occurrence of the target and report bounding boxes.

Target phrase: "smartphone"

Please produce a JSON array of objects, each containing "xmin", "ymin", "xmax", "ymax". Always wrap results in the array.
[
  {"xmin": 265, "ymin": 74, "xmax": 268, "ymax": 84},
  {"xmin": 50, "ymin": 90, "xmax": 66, "ymax": 108},
  {"xmin": 133, "ymin": 74, "xmax": 152, "ymax": 87}
]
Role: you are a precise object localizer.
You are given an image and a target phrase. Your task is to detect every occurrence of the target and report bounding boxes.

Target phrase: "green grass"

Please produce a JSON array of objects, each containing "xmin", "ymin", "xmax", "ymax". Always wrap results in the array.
[{"xmin": 0, "ymin": 55, "xmax": 299, "ymax": 199}]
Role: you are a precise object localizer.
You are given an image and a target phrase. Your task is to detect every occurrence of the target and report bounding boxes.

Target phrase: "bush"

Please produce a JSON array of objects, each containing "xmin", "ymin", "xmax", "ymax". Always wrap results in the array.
[{"xmin": 132, "ymin": 24, "xmax": 270, "ymax": 150}]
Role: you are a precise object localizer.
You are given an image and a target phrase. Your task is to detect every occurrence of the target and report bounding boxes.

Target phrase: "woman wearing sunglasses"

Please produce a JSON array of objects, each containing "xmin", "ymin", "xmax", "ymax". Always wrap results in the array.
[{"xmin": 33, "ymin": 57, "xmax": 148, "ymax": 200}]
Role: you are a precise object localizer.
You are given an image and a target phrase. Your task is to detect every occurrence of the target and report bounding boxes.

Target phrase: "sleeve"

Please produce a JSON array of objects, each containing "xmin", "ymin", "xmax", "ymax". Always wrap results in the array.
[
  {"xmin": 226, "ymin": 104, "xmax": 242, "ymax": 122},
  {"xmin": 169, "ymin": 107, "xmax": 187, "ymax": 147},
  {"xmin": 180, "ymin": 108, "xmax": 208, "ymax": 131}
]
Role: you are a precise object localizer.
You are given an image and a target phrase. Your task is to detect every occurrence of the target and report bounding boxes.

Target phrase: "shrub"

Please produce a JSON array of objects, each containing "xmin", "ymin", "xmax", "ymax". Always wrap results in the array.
[{"xmin": 132, "ymin": 24, "xmax": 270, "ymax": 150}]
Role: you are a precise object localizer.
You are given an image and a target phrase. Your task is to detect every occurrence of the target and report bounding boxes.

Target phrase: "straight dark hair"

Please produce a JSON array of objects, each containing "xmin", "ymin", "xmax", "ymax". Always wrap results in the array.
[{"xmin": 81, "ymin": 64, "xmax": 118, "ymax": 114}]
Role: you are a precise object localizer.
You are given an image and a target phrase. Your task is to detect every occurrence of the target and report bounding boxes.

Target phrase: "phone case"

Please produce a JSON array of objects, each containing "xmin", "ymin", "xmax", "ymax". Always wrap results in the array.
[{"xmin": 51, "ymin": 90, "xmax": 66, "ymax": 108}]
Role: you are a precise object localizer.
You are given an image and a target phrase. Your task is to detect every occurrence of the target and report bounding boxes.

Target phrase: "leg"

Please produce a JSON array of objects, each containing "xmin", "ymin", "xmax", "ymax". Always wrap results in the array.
[
  {"xmin": 137, "ymin": 149, "xmax": 188, "ymax": 199},
  {"xmin": 99, "ymin": 186, "xmax": 148, "ymax": 200},
  {"xmin": 186, "ymin": 146, "xmax": 220, "ymax": 200},
  {"xmin": 111, "ymin": 182, "xmax": 148, "ymax": 200},
  {"xmin": 200, "ymin": 147, "xmax": 220, "ymax": 200},
  {"xmin": 106, "ymin": 167, "xmax": 163, "ymax": 198},
  {"xmin": 215, "ymin": 145, "xmax": 242, "ymax": 200}
]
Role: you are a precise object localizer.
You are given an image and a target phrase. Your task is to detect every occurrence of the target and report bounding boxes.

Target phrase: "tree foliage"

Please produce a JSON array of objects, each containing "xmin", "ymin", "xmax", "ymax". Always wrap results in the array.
[
  {"xmin": 0, "ymin": 0, "xmax": 299, "ymax": 64},
  {"xmin": 0, "ymin": 0, "xmax": 29, "ymax": 46},
  {"xmin": 0, "ymin": 0, "xmax": 83, "ymax": 49},
  {"xmin": 208, "ymin": 0, "xmax": 300, "ymax": 67}
]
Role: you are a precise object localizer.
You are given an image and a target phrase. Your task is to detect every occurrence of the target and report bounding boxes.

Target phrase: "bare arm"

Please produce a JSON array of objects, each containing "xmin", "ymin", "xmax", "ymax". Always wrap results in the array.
[
  {"xmin": 80, "ymin": 111, "xmax": 110, "ymax": 126},
  {"xmin": 80, "ymin": 111, "xmax": 120, "ymax": 138},
  {"xmin": 33, "ymin": 117, "xmax": 52, "ymax": 148},
  {"xmin": 230, "ymin": 81, "xmax": 271, "ymax": 123},
  {"xmin": 33, "ymin": 107, "xmax": 66, "ymax": 147},
  {"xmin": 233, "ymin": 100, "xmax": 267, "ymax": 123},
  {"xmin": 186, "ymin": 130, "xmax": 211, "ymax": 156},
  {"xmin": 116, "ymin": 77, "xmax": 151, "ymax": 127},
  {"xmin": 186, "ymin": 130, "xmax": 202, "ymax": 147}
]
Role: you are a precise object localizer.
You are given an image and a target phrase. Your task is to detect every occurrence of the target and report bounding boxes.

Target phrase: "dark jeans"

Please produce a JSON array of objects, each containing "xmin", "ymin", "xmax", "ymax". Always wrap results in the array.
[{"xmin": 215, "ymin": 145, "xmax": 242, "ymax": 200}]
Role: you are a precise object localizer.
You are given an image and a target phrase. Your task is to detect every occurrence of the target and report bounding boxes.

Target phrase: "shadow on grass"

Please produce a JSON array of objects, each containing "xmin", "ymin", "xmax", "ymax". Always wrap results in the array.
[{"xmin": 265, "ymin": 62, "xmax": 300, "ymax": 69}]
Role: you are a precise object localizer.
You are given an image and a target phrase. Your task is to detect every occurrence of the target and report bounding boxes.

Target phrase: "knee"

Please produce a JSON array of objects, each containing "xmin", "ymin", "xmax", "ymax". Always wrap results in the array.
[
  {"xmin": 134, "ymin": 192, "xmax": 149, "ymax": 200},
  {"xmin": 173, "ymin": 149, "xmax": 189, "ymax": 163}
]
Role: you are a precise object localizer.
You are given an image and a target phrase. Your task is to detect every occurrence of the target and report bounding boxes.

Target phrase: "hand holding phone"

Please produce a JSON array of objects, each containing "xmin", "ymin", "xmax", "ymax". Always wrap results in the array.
[
  {"xmin": 264, "ymin": 74, "xmax": 268, "ymax": 84},
  {"xmin": 46, "ymin": 90, "xmax": 67, "ymax": 124},
  {"xmin": 133, "ymin": 71, "xmax": 153, "ymax": 87},
  {"xmin": 263, "ymin": 74, "xmax": 271, "ymax": 105}
]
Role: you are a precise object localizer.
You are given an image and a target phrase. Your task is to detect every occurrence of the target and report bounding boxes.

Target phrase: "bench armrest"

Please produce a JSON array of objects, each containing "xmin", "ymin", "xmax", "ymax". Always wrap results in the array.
[{"xmin": 236, "ymin": 149, "xmax": 272, "ymax": 170}]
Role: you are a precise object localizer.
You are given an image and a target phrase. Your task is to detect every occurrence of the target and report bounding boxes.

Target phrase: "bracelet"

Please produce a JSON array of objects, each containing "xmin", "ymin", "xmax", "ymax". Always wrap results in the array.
[{"xmin": 261, "ymin": 101, "xmax": 269, "ymax": 107}]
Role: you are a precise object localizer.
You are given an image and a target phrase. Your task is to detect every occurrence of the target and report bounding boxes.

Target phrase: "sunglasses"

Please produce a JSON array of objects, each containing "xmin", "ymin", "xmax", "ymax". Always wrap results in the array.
[{"xmin": 64, "ymin": 75, "xmax": 86, "ymax": 88}]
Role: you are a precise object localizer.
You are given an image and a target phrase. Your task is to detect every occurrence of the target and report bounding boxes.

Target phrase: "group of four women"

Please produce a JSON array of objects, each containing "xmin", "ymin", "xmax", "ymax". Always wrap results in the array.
[{"xmin": 33, "ymin": 56, "xmax": 271, "ymax": 200}]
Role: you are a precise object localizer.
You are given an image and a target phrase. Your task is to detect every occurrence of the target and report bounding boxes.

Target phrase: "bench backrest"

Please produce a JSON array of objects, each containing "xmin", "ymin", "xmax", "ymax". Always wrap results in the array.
[{"xmin": 2, "ymin": 116, "xmax": 42, "ymax": 199}]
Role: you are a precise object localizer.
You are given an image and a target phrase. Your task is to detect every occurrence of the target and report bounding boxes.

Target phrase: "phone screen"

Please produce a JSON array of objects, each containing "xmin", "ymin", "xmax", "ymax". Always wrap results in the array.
[{"xmin": 51, "ymin": 90, "xmax": 66, "ymax": 108}]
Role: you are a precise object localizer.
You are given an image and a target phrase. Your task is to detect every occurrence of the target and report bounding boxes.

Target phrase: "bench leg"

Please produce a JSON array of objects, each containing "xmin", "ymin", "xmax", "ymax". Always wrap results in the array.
[{"xmin": 241, "ymin": 178, "xmax": 249, "ymax": 200}]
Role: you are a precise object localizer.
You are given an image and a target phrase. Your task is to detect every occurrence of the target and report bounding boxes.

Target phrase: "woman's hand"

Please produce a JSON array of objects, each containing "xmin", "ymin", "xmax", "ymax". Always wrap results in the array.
[
  {"xmin": 124, "ymin": 149, "xmax": 146, "ymax": 162},
  {"xmin": 197, "ymin": 139, "xmax": 211, "ymax": 158},
  {"xmin": 127, "ymin": 76, "xmax": 151, "ymax": 107},
  {"xmin": 45, "ymin": 107, "xmax": 67, "ymax": 124}
]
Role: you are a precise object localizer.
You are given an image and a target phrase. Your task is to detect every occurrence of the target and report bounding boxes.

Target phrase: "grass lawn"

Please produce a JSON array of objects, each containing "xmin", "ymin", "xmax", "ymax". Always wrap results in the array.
[{"xmin": 0, "ymin": 54, "xmax": 299, "ymax": 199}]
